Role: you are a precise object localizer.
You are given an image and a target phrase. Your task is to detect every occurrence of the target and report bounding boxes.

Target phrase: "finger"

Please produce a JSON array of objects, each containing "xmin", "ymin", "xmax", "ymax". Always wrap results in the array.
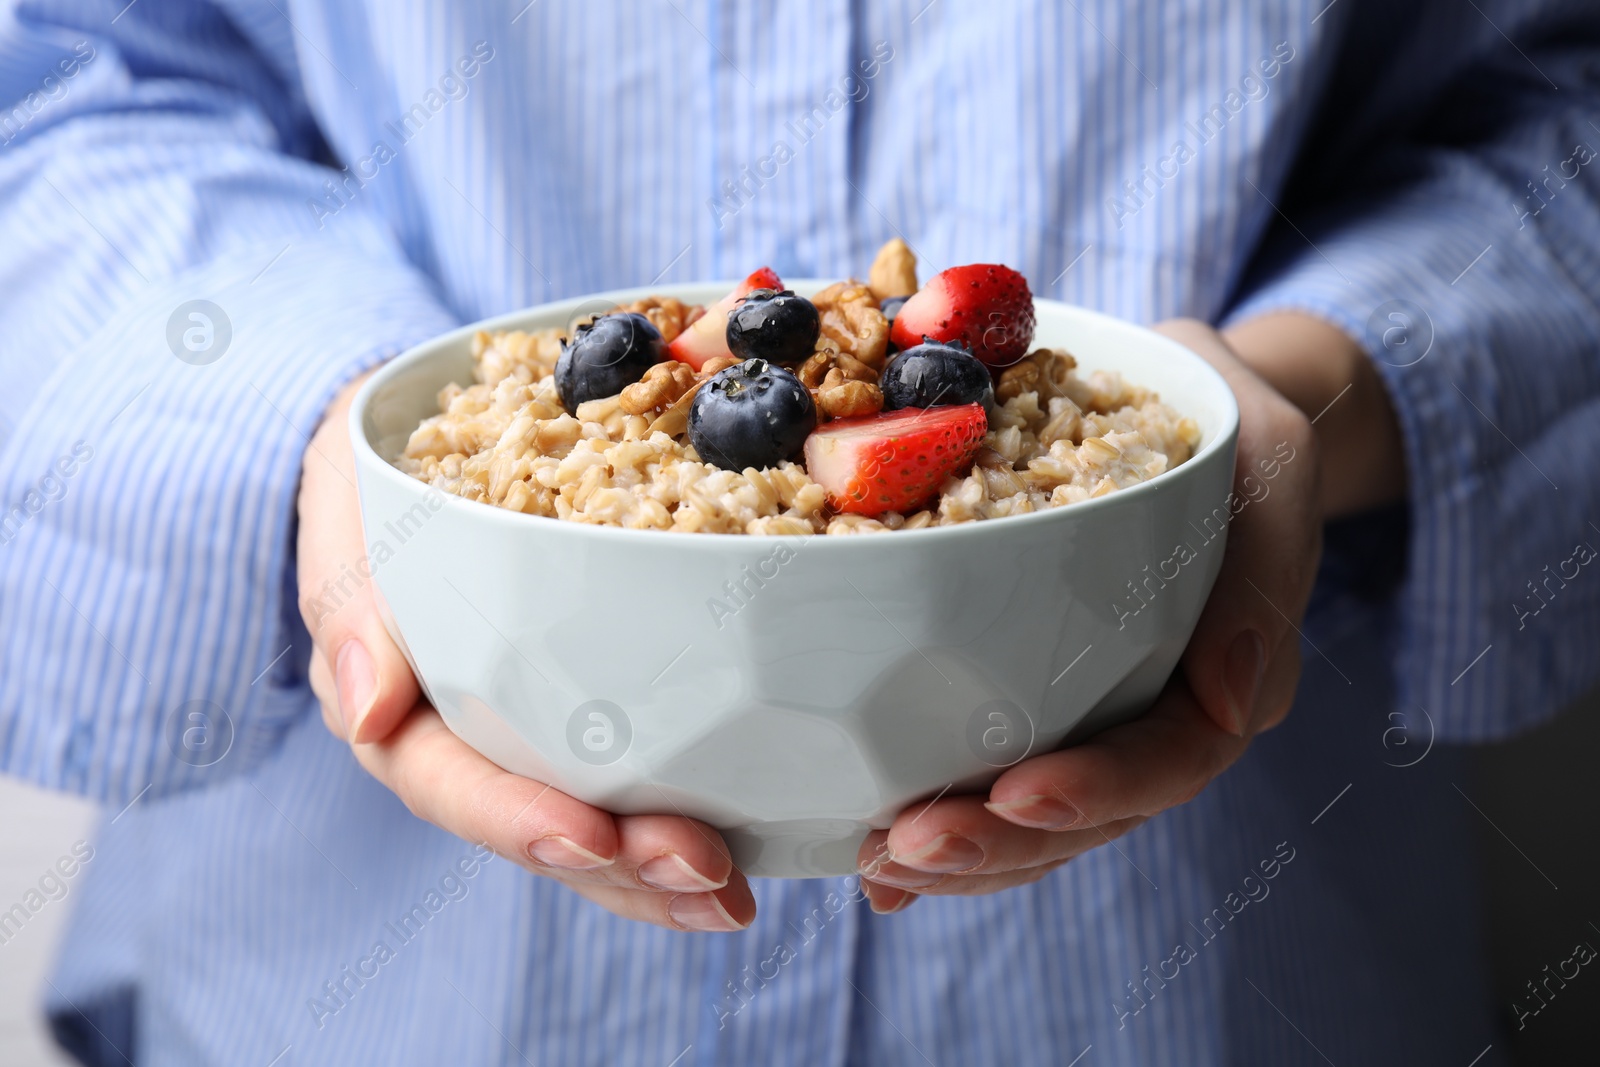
[
  {"xmin": 860, "ymin": 812, "xmax": 1101, "ymax": 895},
  {"xmin": 982, "ymin": 676, "xmax": 1245, "ymax": 831},
  {"xmin": 866, "ymin": 857, "xmax": 1071, "ymax": 897},
  {"xmin": 1251, "ymin": 629, "xmax": 1302, "ymax": 734},
  {"xmin": 357, "ymin": 707, "xmax": 616, "ymax": 867},
  {"xmin": 860, "ymin": 879, "xmax": 919, "ymax": 915},
  {"xmin": 308, "ymin": 648, "xmax": 342, "ymax": 737},
  {"xmin": 862, "ymin": 799, "xmax": 1148, "ymax": 882},
  {"xmin": 1153, "ymin": 320, "xmax": 1320, "ymax": 737},
  {"xmin": 356, "ymin": 708, "xmax": 735, "ymax": 898},
  {"xmin": 613, "ymin": 813, "xmax": 735, "ymax": 893},
  {"xmin": 568, "ymin": 873, "xmax": 757, "ymax": 933},
  {"xmin": 857, "ymin": 829, "xmax": 920, "ymax": 885},
  {"xmin": 859, "ymin": 830, "xmax": 948, "ymax": 895},
  {"xmin": 295, "ymin": 373, "xmax": 419, "ymax": 744}
]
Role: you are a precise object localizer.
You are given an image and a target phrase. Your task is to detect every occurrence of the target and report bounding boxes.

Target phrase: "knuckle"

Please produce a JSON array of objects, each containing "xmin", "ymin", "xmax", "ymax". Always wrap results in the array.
[
  {"xmin": 462, "ymin": 773, "xmax": 521, "ymax": 844},
  {"xmin": 1170, "ymin": 776, "xmax": 1211, "ymax": 809},
  {"xmin": 1279, "ymin": 406, "xmax": 1317, "ymax": 463},
  {"xmin": 387, "ymin": 768, "xmax": 431, "ymax": 823},
  {"xmin": 1258, "ymin": 700, "xmax": 1293, "ymax": 733},
  {"xmin": 387, "ymin": 747, "xmax": 452, "ymax": 826},
  {"xmin": 1291, "ymin": 422, "xmax": 1319, "ymax": 478},
  {"xmin": 1024, "ymin": 858, "xmax": 1069, "ymax": 884},
  {"xmin": 318, "ymin": 699, "xmax": 344, "ymax": 739},
  {"xmin": 296, "ymin": 588, "xmax": 323, "ymax": 632}
]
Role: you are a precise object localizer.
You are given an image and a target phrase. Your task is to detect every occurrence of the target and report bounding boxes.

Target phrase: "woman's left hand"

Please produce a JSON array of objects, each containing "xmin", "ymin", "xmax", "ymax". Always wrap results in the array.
[{"xmin": 857, "ymin": 317, "xmax": 1350, "ymax": 912}]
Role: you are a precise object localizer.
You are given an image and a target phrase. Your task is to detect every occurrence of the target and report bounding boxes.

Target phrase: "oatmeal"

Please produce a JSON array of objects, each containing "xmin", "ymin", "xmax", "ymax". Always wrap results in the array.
[{"xmin": 395, "ymin": 244, "xmax": 1199, "ymax": 535}]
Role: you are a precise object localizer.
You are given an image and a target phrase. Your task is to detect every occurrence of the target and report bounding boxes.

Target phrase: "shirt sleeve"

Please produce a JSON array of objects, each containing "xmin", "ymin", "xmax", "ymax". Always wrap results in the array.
[
  {"xmin": 1224, "ymin": 2, "xmax": 1600, "ymax": 741},
  {"xmin": 0, "ymin": 4, "xmax": 458, "ymax": 804}
]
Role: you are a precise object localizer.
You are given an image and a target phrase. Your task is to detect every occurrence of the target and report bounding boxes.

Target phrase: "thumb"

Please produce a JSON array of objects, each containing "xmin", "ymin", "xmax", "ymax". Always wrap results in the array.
[
  {"xmin": 1153, "ymin": 320, "xmax": 1320, "ymax": 736},
  {"xmin": 296, "ymin": 373, "xmax": 421, "ymax": 744}
]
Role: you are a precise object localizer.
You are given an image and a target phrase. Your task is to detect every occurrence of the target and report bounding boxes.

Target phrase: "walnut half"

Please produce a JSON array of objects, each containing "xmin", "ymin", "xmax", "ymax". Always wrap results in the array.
[
  {"xmin": 698, "ymin": 355, "xmax": 741, "ymax": 378},
  {"xmin": 798, "ymin": 352, "xmax": 833, "ymax": 388},
  {"xmin": 996, "ymin": 361, "xmax": 1041, "ymax": 403},
  {"xmin": 607, "ymin": 296, "xmax": 698, "ymax": 343},
  {"xmin": 620, "ymin": 361, "xmax": 696, "ymax": 416},
  {"xmin": 867, "ymin": 237, "xmax": 918, "ymax": 302},
  {"xmin": 811, "ymin": 281, "xmax": 889, "ymax": 370},
  {"xmin": 640, "ymin": 356, "xmax": 753, "ymax": 438},
  {"xmin": 816, "ymin": 375, "xmax": 884, "ymax": 419}
]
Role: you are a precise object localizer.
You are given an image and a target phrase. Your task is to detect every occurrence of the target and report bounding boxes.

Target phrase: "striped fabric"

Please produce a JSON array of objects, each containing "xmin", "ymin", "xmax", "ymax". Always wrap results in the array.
[{"xmin": 2, "ymin": 1, "xmax": 1597, "ymax": 1064}]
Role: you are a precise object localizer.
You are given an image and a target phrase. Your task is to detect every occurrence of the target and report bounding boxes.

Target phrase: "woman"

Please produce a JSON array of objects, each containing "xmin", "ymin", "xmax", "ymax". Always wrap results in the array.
[{"xmin": 2, "ymin": 1, "xmax": 1597, "ymax": 1063}]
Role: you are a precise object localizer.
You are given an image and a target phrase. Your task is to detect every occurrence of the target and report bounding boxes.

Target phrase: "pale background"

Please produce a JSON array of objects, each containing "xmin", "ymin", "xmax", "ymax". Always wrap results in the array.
[
  {"xmin": 2, "ymin": 690, "xmax": 1596, "ymax": 1065},
  {"xmin": 0, "ymin": 775, "xmax": 93, "ymax": 1067}
]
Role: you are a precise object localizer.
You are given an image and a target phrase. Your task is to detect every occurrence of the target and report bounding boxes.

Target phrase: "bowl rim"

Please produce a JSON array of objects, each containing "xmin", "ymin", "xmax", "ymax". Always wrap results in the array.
[{"xmin": 350, "ymin": 281, "xmax": 1240, "ymax": 551}]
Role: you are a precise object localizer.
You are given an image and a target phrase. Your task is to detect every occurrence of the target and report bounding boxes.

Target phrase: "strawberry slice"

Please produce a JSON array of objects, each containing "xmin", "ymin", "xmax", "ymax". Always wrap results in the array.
[
  {"xmin": 668, "ymin": 267, "xmax": 783, "ymax": 370},
  {"xmin": 888, "ymin": 264, "xmax": 1035, "ymax": 368},
  {"xmin": 803, "ymin": 403, "xmax": 989, "ymax": 516}
]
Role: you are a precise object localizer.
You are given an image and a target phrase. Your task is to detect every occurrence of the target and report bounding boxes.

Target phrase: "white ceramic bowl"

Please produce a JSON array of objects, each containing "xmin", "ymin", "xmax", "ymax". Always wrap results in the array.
[{"xmin": 351, "ymin": 282, "xmax": 1239, "ymax": 878}]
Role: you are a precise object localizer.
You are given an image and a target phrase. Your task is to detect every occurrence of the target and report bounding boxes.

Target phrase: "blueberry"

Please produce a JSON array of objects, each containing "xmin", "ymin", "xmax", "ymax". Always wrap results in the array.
[
  {"xmin": 881, "ymin": 339, "xmax": 993, "ymax": 410},
  {"xmin": 726, "ymin": 289, "xmax": 820, "ymax": 365},
  {"xmin": 879, "ymin": 295, "xmax": 909, "ymax": 327},
  {"xmin": 689, "ymin": 358, "xmax": 816, "ymax": 471},
  {"xmin": 556, "ymin": 312, "xmax": 666, "ymax": 413},
  {"xmin": 880, "ymin": 296, "xmax": 911, "ymax": 355}
]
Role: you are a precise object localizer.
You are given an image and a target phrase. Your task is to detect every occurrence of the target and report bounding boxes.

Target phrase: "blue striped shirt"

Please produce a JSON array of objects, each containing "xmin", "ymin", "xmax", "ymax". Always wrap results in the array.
[{"xmin": 3, "ymin": 1, "xmax": 1598, "ymax": 1064}]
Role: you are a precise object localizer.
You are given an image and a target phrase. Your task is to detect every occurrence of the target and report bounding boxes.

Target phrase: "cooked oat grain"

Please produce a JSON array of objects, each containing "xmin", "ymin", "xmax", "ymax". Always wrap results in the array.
[{"xmin": 395, "ymin": 313, "xmax": 1199, "ymax": 534}]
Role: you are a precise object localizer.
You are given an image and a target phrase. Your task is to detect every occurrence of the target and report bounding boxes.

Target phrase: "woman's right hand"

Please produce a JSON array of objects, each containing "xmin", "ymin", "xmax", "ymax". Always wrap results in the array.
[{"xmin": 295, "ymin": 373, "xmax": 755, "ymax": 933}]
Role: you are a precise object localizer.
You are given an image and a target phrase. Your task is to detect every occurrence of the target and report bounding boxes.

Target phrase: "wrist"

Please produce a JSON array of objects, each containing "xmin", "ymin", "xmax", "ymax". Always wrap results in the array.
[{"xmin": 1222, "ymin": 311, "xmax": 1406, "ymax": 520}]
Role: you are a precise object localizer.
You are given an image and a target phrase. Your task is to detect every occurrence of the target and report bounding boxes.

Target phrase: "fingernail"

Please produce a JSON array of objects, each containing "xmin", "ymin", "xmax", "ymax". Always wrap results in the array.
[
  {"xmin": 334, "ymin": 639, "xmax": 376, "ymax": 739},
  {"xmin": 1223, "ymin": 630, "xmax": 1267, "ymax": 736},
  {"xmin": 860, "ymin": 859, "xmax": 944, "ymax": 889},
  {"xmin": 668, "ymin": 892, "xmax": 747, "ymax": 933},
  {"xmin": 638, "ymin": 853, "xmax": 723, "ymax": 892},
  {"xmin": 896, "ymin": 833, "xmax": 985, "ymax": 873},
  {"xmin": 857, "ymin": 840, "xmax": 894, "ymax": 881},
  {"xmin": 984, "ymin": 795, "xmax": 1080, "ymax": 830},
  {"xmin": 868, "ymin": 886, "xmax": 918, "ymax": 915},
  {"xmin": 528, "ymin": 836, "xmax": 613, "ymax": 870}
]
